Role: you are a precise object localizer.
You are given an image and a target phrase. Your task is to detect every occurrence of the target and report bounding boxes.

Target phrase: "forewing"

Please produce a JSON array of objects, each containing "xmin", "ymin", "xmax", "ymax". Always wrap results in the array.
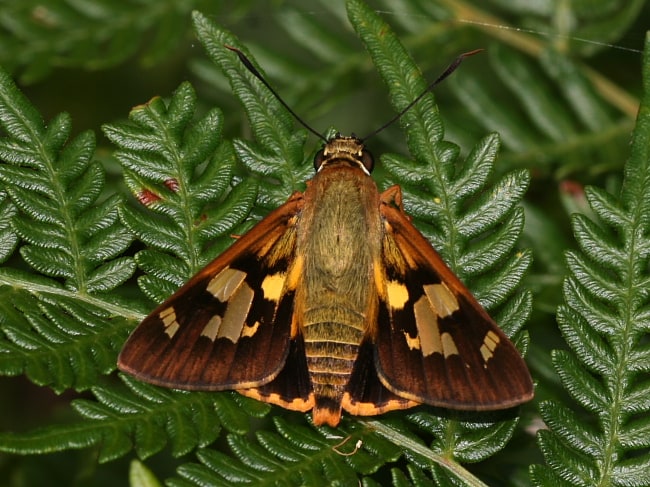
[
  {"xmin": 118, "ymin": 194, "xmax": 303, "ymax": 390},
  {"xmin": 375, "ymin": 202, "xmax": 533, "ymax": 410}
]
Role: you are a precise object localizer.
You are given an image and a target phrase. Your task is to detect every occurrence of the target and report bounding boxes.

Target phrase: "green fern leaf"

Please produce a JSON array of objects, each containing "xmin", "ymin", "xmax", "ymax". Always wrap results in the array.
[
  {"xmin": 0, "ymin": 67, "xmax": 134, "ymax": 294},
  {"xmin": 0, "ymin": 65, "xmax": 136, "ymax": 390},
  {"xmin": 530, "ymin": 32, "xmax": 650, "ymax": 487}
]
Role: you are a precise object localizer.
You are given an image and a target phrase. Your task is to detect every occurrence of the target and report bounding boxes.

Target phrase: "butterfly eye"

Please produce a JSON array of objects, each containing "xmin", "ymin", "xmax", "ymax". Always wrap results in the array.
[
  {"xmin": 314, "ymin": 149, "xmax": 325, "ymax": 170},
  {"xmin": 360, "ymin": 149, "xmax": 374, "ymax": 173}
]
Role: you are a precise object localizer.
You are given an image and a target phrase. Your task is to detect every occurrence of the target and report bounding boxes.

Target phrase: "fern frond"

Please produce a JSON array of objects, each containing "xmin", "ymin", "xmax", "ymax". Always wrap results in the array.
[
  {"xmin": 0, "ymin": 67, "xmax": 134, "ymax": 294},
  {"xmin": 0, "ymin": 66, "xmax": 136, "ymax": 390},
  {"xmin": 0, "ymin": 287, "xmax": 133, "ymax": 391},
  {"xmin": 104, "ymin": 81, "xmax": 257, "ymax": 303},
  {"xmin": 0, "ymin": 54, "xmax": 271, "ymax": 465},
  {"xmin": 530, "ymin": 33, "xmax": 650, "ymax": 487}
]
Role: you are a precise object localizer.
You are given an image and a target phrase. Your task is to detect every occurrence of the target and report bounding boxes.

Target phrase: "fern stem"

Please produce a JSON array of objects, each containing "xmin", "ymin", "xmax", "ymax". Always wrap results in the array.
[
  {"xmin": 0, "ymin": 269, "xmax": 144, "ymax": 322},
  {"xmin": 597, "ymin": 214, "xmax": 641, "ymax": 484}
]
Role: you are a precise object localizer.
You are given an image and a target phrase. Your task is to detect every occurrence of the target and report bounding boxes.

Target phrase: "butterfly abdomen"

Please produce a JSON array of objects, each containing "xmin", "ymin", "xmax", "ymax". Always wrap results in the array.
[{"xmin": 303, "ymin": 318, "xmax": 363, "ymax": 424}]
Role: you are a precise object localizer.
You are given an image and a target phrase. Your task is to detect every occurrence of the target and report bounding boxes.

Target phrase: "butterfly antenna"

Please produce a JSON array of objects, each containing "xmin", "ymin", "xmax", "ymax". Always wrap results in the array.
[
  {"xmin": 360, "ymin": 49, "xmax": 483, "ymax": 142},
  {"xmin": 225, "ymin": 45, "xmax": 327, "ymax": 142}
]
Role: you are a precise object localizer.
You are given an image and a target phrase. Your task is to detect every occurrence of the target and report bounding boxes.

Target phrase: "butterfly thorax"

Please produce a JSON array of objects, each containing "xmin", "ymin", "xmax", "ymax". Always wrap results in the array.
[{"xmin": 296, "ymin": 160, "xmax": 383, "ymax": 425}]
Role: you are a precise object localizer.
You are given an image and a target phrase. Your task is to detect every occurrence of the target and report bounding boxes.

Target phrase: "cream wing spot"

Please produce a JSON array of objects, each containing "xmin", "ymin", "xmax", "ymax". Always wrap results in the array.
[
  {"xmin": 207, "ymin": 267, "xmax": 247, "ymax": 301},
  {"xmin": 441, "ymin": 332, "xmax": 459, "ymax": 357},
  {"xmin": 200, "ymin": 315, "xmax": 222, "ymax": 341},
  {"xmin": 480, "ymin": 330, "xmax": 501, "ymax": 365},
  {"xmin": 423, "ymin": 282, "xmax": 459, "ymax": 318},
  {"xmin": 413, "ymin": 295, "xmax": 443, "ymax": 356},
  {"xmin": 159, "ymin": 307, "xmax": 180, "ymax": 338},
  {"xmin": 217, "ymin": 283, "xmax": 255, "ymax": 343}
]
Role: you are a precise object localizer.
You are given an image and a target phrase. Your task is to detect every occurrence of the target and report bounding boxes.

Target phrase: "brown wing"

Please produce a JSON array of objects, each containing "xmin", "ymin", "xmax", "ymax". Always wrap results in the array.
[
  {"xmin": 118, "ymin": 192, "xmax": 306, "ymax": 391},
  {"xmin": 373, "ymin": 195, "xmax": 533, "ymax": 410}
]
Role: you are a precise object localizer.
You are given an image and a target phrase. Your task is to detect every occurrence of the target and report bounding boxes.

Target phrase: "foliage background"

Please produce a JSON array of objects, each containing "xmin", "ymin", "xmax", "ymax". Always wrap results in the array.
[{"xmin": 0, "ymin": 0, "xmax": 648, "ymax": 485}]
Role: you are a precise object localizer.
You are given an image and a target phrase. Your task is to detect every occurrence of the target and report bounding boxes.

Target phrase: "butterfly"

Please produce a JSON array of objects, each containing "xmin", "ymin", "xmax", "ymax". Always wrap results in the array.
[{"xmin": 118, "ymin": 47, "xmax": 533, "ymax": 427}]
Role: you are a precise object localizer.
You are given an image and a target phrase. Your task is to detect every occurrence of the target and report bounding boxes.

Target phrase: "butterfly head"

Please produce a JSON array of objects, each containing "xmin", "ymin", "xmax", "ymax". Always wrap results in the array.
[{"xmin": 314, "ymin": 135, "xmax": 374, "ymax": 175}]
